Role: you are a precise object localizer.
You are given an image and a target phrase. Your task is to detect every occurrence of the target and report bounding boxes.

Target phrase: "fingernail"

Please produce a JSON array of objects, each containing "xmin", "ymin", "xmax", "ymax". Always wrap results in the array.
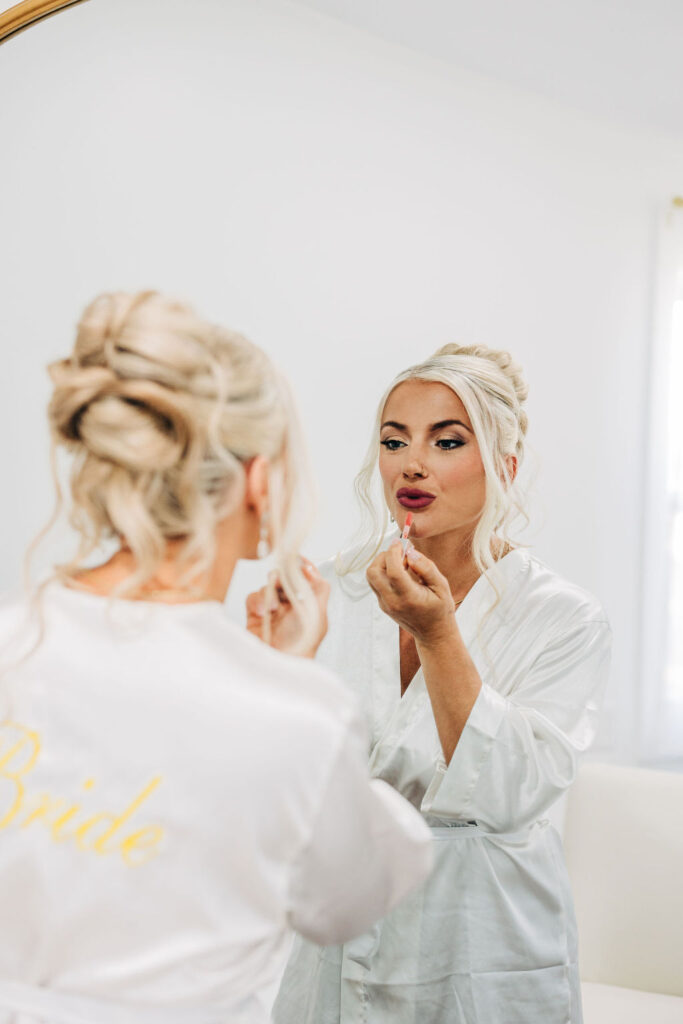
[{"xmin": 406, "ymin": 546, "xmax": 421, "ymax": 564}]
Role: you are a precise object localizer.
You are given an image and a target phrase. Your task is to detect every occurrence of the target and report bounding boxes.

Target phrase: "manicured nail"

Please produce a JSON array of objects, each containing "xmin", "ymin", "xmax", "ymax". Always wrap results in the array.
[{"xmin": 406, "ymin": 545, "xmax": 421, "ymax": 564}]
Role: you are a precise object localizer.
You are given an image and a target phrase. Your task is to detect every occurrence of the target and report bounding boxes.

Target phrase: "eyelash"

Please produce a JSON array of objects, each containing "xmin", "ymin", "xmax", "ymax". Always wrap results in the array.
[{"xmin": 379, "ymin": 438, "xmax": 465, "ymax": 451}]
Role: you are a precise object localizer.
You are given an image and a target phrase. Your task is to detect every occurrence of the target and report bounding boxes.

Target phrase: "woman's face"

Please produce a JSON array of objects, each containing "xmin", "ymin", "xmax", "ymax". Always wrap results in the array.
[{"xmin": 379, "ymin": 380, "xmax": 486, "ymax": 542}]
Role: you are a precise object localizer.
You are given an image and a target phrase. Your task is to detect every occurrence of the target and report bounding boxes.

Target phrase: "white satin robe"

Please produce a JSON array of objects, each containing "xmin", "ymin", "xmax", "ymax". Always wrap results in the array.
[
  {"xmin": 273, "ymin": 547, "xmax": 612, "ymax": 1024},
  {"xmin": 0, "ymin": 584, "xmax": 432, "ymax": 1024}
]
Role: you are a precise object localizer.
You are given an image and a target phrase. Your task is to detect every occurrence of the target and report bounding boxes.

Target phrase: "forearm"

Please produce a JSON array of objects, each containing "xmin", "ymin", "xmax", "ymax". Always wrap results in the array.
[{"xmin": 416, "ymin": 619, "xmax": 482, "ymax": 764}]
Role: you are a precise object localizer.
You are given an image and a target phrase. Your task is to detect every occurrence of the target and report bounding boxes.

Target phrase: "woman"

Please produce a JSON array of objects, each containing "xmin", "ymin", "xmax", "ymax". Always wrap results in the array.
[
  {"xmin": 0, "ymin": 292, "xmax": 432, "ymax": 1024},
  {"xmin": 268, "ymin": 343, "xmax": 612, "ymax": 1023}
]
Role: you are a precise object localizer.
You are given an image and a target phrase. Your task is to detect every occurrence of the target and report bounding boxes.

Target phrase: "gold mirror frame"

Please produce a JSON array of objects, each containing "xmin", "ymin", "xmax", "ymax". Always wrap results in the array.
[{"xmin": 0, "ymin": 0, "xmax": 90, "ymax": 44}]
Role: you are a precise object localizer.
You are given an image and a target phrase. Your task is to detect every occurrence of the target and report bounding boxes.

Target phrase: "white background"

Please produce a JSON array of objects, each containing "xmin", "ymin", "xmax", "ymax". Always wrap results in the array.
[{"xmin": 2, "ymin": 0, "xmax": 683, "ymax": 761}]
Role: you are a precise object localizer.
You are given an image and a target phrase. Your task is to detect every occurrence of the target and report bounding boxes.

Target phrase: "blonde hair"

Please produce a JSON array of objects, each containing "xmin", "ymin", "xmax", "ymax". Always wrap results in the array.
[
  {"xmin": 23, "ymin": 290, "xmax": 318, "ymax": 653},
  {"xmin": 338, "ymin": 342, "xmax": 529, "ymax": 578}
]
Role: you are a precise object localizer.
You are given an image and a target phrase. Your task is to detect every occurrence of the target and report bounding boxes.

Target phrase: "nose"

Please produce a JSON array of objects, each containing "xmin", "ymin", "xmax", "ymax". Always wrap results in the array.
[{"xmin": 403, "ymin": 458, "xmax": 427, "ymax": 480}]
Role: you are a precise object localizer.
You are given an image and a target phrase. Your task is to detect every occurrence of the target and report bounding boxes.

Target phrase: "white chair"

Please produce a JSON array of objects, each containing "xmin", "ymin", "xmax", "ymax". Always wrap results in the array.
[{"xmin": 563, "ymin": 762, "xmax": 683, "ymax": 1023}]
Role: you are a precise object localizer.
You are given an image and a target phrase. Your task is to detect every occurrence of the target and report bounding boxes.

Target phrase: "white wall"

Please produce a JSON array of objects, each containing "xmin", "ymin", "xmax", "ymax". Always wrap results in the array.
[{"xmin": 1, "ymin": 0, "xmax": 682, "ymax": 759}]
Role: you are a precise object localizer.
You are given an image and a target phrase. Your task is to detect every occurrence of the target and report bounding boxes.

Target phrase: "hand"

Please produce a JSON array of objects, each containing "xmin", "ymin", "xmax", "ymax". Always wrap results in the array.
[
  {"xmin": 366, "ymin": 541, "xmax": 456, "ymax": 646},
  {"xmin": 246, "ymin": 558, "xmax": 330, "ymax": 658}
]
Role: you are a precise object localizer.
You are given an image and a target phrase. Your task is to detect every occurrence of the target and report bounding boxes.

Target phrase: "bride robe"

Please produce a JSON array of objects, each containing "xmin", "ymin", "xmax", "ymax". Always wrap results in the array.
[
  {"xmin": 273, "ymin": 546, "xmax": 612, "ymax": 1024},
  {"xmin": 0, "ymin": 583, "xmax": 432, "ymax": 1024}
]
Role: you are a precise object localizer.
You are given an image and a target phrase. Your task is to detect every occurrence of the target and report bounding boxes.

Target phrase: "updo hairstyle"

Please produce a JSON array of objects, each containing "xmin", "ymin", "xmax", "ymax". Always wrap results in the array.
[{"xmin": 40, "ymin": 291, "xmax": 317, "ymax": 644}]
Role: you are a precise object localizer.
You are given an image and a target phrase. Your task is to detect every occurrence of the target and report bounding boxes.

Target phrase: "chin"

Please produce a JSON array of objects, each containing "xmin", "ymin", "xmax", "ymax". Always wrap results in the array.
[{"xmin": 413, "ymin": 516, "xmax": 469, "ymax": 542}]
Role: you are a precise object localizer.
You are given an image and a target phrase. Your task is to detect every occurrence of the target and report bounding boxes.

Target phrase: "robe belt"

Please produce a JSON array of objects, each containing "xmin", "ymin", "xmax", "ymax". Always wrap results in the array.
[
  {"xmin": 345, "ymin": 820, "xmax": 543, "ymax": 971},
  {"xmin": 427, "ymin": 820, "xmax": 483, "ymax": 834},
  {"xmin": 426, "ymin": 820, "xmax": 541, "ymax": 840},
  {"xmin": 0, "ymin": 979, "xmax": 245, "ymax": 1024}
]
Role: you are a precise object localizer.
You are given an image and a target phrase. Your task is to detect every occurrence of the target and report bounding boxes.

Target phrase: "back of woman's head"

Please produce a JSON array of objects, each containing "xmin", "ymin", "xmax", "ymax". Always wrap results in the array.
[
  {"xmin": 341, "ymin": 340, "xmax": 530, "ymax": 577},
  {"xmin": 42, "ymin": 291, "xmax": 315, "ymax": 637}
]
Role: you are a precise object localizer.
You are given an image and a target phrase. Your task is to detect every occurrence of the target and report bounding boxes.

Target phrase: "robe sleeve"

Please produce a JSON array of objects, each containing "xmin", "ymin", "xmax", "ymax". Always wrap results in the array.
[
  {"xmin": 286, "ymin": 708, "xmax": 434, "ymax": 946},
  {"xmin": 420, "ymin": 614, "xmax": 611, "ymax": 833}
]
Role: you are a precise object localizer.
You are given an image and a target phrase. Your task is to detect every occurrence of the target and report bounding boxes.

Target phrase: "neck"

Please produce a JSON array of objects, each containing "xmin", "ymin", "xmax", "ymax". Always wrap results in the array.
[
  {"xmin": 67, "ymin": 514, "xmax": 248, "ymax": 604},
  {"xmin": 414, "ymin": 527, "xmax": 508, "ymax": 602}
]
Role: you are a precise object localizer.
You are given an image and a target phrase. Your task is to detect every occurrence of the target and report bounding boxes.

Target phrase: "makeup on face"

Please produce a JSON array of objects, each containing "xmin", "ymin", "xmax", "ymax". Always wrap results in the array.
[
  {"xmin": 379, "ymin": 381, "xmax": 486, "ymax": 541},
  {"xmin": 396, "ymin": 487, "xmax": 436, "ymax": 510}
]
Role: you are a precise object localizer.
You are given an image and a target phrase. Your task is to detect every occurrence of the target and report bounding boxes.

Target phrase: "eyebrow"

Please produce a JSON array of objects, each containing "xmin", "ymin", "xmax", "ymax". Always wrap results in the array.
[{"xmin": 380, "ymin": 418, "xmax": 473, "ymax": 434}]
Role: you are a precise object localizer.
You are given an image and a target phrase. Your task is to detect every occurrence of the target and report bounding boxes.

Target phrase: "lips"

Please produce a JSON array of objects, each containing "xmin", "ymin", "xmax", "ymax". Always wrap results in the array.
[{"xmin": 396, "ymin": 488, "xmax": 436, "ymax": 510}]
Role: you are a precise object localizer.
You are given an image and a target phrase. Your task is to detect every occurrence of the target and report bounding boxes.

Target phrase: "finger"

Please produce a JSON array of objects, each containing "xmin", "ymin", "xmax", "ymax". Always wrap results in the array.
[
  {"xmin": 245, "ymin": 590, "xmax": 265, "ymax": 618},
  {"xmin": 366, "ymin": 572, "xmax": 402, "ymax": 617},
  {"xmin": 385, "ymin": 540, "xmax": 408, "ymax": 579},
  {"xmin": 404, "ymin": 545, "xmax": 445, "ymax": 590},
  {"xmin": 368, "ymin": 549, "xmax": 388, "ymax": 574},
  {"xmin": 366, "ymin": 555, "xmax": 387, "ymax": 590},
  {"xmin": 385, "ymin": 540, "xmax": 423, "ymax": 596},
  {"xmin": 404, "ymin": 563, "xmax": 427, "ymax": 587},
  {"xmin": 264, "ymin": 577, "xmax": 290, "ymax": 612},
  {"xmin": 246, "ymin": 592, "xmax": 267, "ymax": 638},
  {"xmin": 301, "ymin": 561, "xmax": 330, "ymax": 598},
  {"xmin": 366, "ymin": 573, "xmax": 390, "ymax": 604},
  {"xmin": 368, "ymin": 549, "xmax": 407, "ymax": 599}
]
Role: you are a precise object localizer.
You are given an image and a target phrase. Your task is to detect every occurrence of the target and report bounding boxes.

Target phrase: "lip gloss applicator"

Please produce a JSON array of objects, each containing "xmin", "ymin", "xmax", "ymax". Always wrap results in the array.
[{"xmin": 401, "ymin": 512, "xmax": 413, "ymax": 553}]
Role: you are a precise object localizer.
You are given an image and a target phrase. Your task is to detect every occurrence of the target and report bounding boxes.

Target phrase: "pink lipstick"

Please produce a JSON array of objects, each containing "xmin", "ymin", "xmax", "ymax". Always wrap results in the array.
[
  {"xmin": 396, "ymin": 488, "xmax": 435, "ymax": 510},
  {"xmin": 400, "ymin": 511, "xmax": 413, "ymax": 552}
]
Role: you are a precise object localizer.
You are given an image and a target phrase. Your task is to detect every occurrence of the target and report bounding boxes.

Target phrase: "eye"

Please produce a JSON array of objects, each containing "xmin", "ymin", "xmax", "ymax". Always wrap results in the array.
[
  {"xmin": 435, "ymin": 438, "xmax": 465, "ymax": 450},
  {"xmin": 380, "ymin": 438, "xmax": 406, "ymax": 451}
]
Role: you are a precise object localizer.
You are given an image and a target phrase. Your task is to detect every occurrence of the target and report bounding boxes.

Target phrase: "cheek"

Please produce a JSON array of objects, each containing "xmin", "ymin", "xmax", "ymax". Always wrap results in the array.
[
  {"xmin": 441, "ymin": 451, "xmax": 486, "ymax": 495},
  {"xmin": 378, "ymin": 452, "xmax": 396, "ymax": 485}
]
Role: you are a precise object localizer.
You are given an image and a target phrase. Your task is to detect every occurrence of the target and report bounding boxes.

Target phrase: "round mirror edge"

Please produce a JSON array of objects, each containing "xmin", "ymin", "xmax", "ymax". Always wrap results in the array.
[{"xmin": 0, "ymin": 0, "xmax": 91, "ymax": 46}]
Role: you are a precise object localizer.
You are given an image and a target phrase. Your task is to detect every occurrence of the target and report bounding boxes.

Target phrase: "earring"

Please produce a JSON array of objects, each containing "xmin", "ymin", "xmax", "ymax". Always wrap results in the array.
[
  {"xmin": 257, "ymin": 508, "xmax": 270, "ymax": 559},
  {"xmin": 390, "ymin": 515, "xmax": 395, "ymax": 523}
]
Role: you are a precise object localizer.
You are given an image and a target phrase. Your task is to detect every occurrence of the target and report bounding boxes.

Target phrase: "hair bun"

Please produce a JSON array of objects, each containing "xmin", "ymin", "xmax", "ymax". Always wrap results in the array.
[
  {"xmin": 48, "ymin": 362, "xmax": 113, "ymax": 441},
  {"xmin": 74, "ymin": 292, "xmax": 158, "ymax": 369},
  {"xmin": 48, "ymin": 360, "xmax": 193, "ymax": 473},
  {"xmin": 432, "ymin": 342, "xmax": 528, "ymax": 433}
]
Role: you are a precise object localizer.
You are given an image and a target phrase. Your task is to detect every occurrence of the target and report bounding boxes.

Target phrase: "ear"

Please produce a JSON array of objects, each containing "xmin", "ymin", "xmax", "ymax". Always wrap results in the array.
[
  {"xmin": 244, "ymin": 455, "xmax": 270, "ymax": 518},
  {"xmin": 503, "ymin": 453, "xmax": 518, "ymax": 486}
]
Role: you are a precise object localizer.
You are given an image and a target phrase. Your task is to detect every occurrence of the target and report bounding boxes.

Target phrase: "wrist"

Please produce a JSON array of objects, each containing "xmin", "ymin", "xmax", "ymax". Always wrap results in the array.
[{"xmin": 414, "ymin": 614, "xmax": 460, "ymax": 651}]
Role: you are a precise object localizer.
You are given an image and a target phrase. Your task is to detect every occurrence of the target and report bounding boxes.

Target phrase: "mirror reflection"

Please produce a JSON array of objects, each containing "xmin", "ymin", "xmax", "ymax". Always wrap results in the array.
[{"xmin": 1, "ymin": 2, "xmax": 682, "ymax": 1023}]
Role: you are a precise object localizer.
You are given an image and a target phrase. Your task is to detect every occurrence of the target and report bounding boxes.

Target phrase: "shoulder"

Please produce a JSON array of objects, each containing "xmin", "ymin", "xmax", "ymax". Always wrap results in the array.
[
  {"xmin": 525, "ymin": 553, "xmax": 609, "ymax": 624},
  {"xmin": 491, "ymin": 550, "xmax": 610, "ymax": 634}
]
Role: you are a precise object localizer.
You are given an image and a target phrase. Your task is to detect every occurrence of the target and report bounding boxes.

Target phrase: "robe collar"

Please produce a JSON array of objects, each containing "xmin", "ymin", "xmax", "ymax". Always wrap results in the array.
[{"xmin": 365, "ymin": 546, "xmax": 530, "ymax": 747}]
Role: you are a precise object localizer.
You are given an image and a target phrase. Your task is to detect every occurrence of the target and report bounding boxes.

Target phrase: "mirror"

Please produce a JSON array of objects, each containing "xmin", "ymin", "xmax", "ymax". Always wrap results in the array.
[
  {"xmin": 1, "ymin": 3, "xmax": 681, "ymax": 1016},
  {"xmin": 0, "ymin": 0, "xmax": 672, "ymax": 709},
  {"xmin": 0, "ymin": 0, "xmax": 90, "ymax": 44}
]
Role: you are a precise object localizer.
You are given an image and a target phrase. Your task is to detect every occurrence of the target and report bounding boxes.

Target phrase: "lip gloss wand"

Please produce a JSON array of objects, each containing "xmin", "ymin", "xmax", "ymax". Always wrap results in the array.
[{"xmin": 400, "ymin": 512, "xmax": 413, "ymax": 554}]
